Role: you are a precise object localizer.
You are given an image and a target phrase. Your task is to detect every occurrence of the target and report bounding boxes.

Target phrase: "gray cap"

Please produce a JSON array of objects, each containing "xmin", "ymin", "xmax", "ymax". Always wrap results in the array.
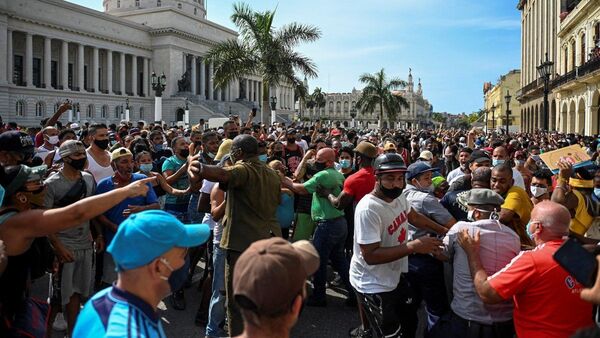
[
  {"xmin": 59, "ymin": 140, "xmax": 86, "ymax": 159},
  {"xmin": 467, "ymin": 188, "xmax": 504, "ymax": 207}
]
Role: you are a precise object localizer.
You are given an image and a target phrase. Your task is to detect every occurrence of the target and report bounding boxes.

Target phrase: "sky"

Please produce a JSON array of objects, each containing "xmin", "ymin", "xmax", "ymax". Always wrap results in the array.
[{"xmin": 68, "ymin": 0, "xmax": 521, "ymax": 115}]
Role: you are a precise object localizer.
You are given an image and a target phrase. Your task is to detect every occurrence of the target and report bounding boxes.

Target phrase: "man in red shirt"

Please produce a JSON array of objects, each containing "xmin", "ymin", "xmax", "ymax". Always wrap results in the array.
[{"xmin": 458, "ymin": 201, "xmax": 594, "ymax": 338}]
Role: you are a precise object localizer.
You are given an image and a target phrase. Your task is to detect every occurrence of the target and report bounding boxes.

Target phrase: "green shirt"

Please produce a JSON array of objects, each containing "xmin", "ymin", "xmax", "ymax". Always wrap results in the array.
[
  {"xmin": 161, "ymin": 155, "xmax": 190, "ymax": 205},
  {"xmin": 220, "ymin": 157, "xmax": 282, "ymax": 252},
  {"xmin": 304, "ymin": 168, "xmax": 345, "ymax": 221}
]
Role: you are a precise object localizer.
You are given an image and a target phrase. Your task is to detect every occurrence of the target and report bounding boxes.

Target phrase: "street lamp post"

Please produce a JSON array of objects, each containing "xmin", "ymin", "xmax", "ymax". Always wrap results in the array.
[
  {"xmin": 505, "ymin": 90, "xmax": 512, "ymax": 134},
  {"xmin": 184, "ymin": 98, "xmax": 190, "ymax": 126},
  {"xmin": 125, "ymin": 98, "xmax": 130, "ymax": 122},
  {"xmin": 536, "ymin": 52, "xmax": 554, "ymax": 131},
  {"xmin": 350, "ymin": 108, "xmax": 357, "ymax": 128},
  {"xmin": 75, "ymin": 103, "xmax": 80, "ymax": 123},
  {"xmin": 491, "ymin": 103, "xmax": 496, "ymax": 131},
  {"xmin": 151, "ymin": 72, "xmax": 167, "ymax": 123},
  {"xmin": 270, "ymin": 96, "xmax": 277, "ymax": 125}
]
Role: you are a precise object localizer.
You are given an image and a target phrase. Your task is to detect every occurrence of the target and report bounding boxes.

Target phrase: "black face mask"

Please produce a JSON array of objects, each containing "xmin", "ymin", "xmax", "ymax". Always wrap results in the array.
[
  {"xmin": 228, "ymin": 131, "xmax": 239, "ymax": 139},
  {"xmin": 380, "ymin": 184, "xmax": 403, "ymax": 199},
  {"xmin": 179, "ymin": 149, "xmax": 190, "ymax": 158},
  {"xmin": 287, "ymin": 137, "xmax": 296, "ymax": 144},
  {"xmin": 67, "ymin": 157, "xmax": 87, "ymax": 171},
  {"xmin": 314, "ymin": 161, "xmax": 327, "ymax": 172},
  {"xmin": 94, "ymin": 139, "xmax": 110, "ymax": 150}
]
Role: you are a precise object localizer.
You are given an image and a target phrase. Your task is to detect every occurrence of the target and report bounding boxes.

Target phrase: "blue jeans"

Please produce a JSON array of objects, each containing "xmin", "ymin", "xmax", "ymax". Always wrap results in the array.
[
  {"xmin": 312, "ymin": 217, "xmax": 352, "ymax": 300},
  {"xmin": 188, "ymin": 193, "xmax": 204, "ymax": 223},
  {"xmin": 205, "ymin": 243, "xmax": 227, "ymax": 337}
]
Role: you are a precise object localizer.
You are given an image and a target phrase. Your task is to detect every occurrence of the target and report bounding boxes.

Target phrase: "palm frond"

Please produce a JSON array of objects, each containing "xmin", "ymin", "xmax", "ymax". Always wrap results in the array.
[{"xmin": 276, "ymin": 23, "xmax": 322, "ymax": 48}]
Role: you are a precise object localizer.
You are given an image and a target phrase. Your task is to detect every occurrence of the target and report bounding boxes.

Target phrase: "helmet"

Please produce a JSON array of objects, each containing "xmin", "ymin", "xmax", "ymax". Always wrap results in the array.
[{"xmin": 374, "ymin": 153, "xmax": 407, "ymax": 174}]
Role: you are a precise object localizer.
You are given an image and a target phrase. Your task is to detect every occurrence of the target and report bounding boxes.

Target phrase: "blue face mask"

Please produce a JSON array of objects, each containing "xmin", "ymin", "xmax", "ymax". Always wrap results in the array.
[
  {"xmin": 0, "ymin": 184, "xmax": 4, "ymax": 207},
  {"xmin": 492, "ymin": 159, "xmax": 505, "ymax": 166},
  {"xmin": 139, "ymin": 163, "xmax": 153, "ymax": 173},
  {"xmin": 258, "ymin": 154, "xmax": 268, "ymax": 163},
  {"xmin": 339, "ymin": 159, "xmax": 351, "ymax": 169},
  {"xmin": 594, "ymin": 188, "xmax": 600, "ymax": 199},
  {"xmin": 154, "ymin": 143, "xmax": 163, "ymax": 151}
]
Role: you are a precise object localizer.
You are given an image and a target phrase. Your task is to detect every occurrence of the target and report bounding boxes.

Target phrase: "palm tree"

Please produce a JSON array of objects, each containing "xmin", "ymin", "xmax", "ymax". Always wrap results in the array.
[
  {"xmin": 205, "ymin": 2, "xmax": 321, "ymax": 123},
  {"xmin": 310, "ymin": 87, "xmax": 326, "ymax": 118},
  {"xmin": 293, "ymin": 81, "xmax": 308, "ymax": 119},
  {"xmin": 355, "ymin": 68, "xmax": 409, "ymax": 128}
]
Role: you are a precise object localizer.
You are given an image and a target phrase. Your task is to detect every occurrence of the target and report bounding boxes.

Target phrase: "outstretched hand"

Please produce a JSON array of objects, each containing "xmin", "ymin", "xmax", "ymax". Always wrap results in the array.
[{"xmin": 124, "ymin": 176, "xmax": 156, "ymax": 198}]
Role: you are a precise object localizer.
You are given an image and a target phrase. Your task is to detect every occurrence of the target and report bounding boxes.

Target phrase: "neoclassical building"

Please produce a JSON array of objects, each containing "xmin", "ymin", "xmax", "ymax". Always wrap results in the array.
[
  {"xmin": 517, "ymin": 0, "xmax": 600, "ymax": 135},
  {"xmin": 0, "ymin": 0, "xmax": 296, "ymax": 127},
  {"xmin": 308, "ymin": 69, "xmax": 433, "ymax": 129},
  {"xmin": 483, "ymin": 69, "xmax": 522, "ymax": 132}
]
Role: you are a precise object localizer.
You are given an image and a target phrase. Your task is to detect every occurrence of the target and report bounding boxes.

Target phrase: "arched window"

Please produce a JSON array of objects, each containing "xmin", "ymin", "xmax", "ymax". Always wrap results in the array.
[
  {"xmin": 194, "ymin": 7, "xmax": 197, "ymax": 15},
  {"xmin": 87, "ymin": 104, "xmax": 94, "ymax": 118},
  {"xmin": 135, "ymin": 0, "xmax": 140, "ymax": 7},
  {"xmin": 157, "ymin": 0, "xmax": 161, "ymax": 7},
  {"xmin": 16, "ymin": 100, "xmax": 25, "ymax": 117},
  {"xmin": 115, "ymin": 105, "xmax": 122, "ymax": 119},
  {"xmin": 329, "ymin": 101, "xmax": 334, "ymax": 113},
  {"xmin": 35, "ymin": 101, "xmax": 45, "ymax": 117},
  {"xmin": 117, "ymin": 0, "xmax": 120, "ymax": 8},
  {"xmin": 581, "ymin": 33, "xmax": 586, "ymax": 65},
  {"xmin": 102, "ymin": 105, "xmax": 108, "ymax": 119},
  {"xmin": 139, "ymin": 107, "xmax": 144, "ymax": 120},
  {"xmin": 177, "ymin": 3, "xmax": 182, "ymax": 9}
]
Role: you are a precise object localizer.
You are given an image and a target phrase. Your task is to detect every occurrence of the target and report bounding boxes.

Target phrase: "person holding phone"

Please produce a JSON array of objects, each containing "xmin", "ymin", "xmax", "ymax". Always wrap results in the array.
[{"xmin": 458, "ymin": 201, "xmax": 594, "ymax": 338}]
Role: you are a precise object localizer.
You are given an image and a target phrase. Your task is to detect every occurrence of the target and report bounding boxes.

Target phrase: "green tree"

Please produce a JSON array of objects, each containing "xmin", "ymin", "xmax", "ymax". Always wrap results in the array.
[
  {"xmin": 205, "ymin": 2, "xmax": 321, "ymax": 123},
  {"xmin": 431, "ymin": 112, "xmax": 447, "ymax": 127},
  {"xmin": 355, "ymin": 68, "xmax": 409, "ymax": 128},
  {"xmin": 308, "ymin": 87, "xmax": 326, "ymax": 118}
]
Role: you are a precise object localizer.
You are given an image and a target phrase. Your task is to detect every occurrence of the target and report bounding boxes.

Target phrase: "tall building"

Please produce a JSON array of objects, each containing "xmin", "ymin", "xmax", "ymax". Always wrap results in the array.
[
  {"xmin": 483, "ymin": 69, "xmax": 522, "ymax": 132},
  {"xmin": 0, "ymin": 0, "xmax": 296, "ymax": 126},
  {"xmin": 310, "ymin": 69, "xmax": 433, "ymax": 129},
  {"xmin": 517, "ymin": 0, "xmax": 600, "ymax": 135}
]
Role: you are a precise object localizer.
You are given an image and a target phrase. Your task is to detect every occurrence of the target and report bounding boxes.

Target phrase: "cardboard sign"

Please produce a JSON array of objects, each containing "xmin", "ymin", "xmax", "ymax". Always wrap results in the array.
[{"xmin": 539, "ymin": 145, "xmax": 592, "ymax": 173}]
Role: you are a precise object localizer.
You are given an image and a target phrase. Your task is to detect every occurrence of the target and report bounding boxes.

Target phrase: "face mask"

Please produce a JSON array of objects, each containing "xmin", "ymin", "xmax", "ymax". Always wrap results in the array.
[
  {"xmin": 0, "ymin": 184, "xmax": 4, "ymax": 207},
  {"xmin": 380, "ymin": 184, "xmax": 403, "ymax": 199},
  {"xmin": 525, "ymin": 221, "xmax": 535, "ymax": 240},
  {"xmin": 179, "ymin": 149, "xmax": 190, "ymax": 158},
  {"xmin": 594, "ymin": 188, "xmax": 600, "ymax": 199},
  {"xmin": 467, "ymin": 209, "xmax": 476, "ymax": 222},
  {"xmin": 258, "ymin": 154, "xmax": 268, "ymax": 163},
  {"xmin": 67, "ymin": 157, "xmax": 87, "ymax": 171},
  {"xmin": 48, "ymin": 135, "xmax": 59, "ymax": 145},
  {"xmin": 515, "ymin": 160, "xmax": 525, "ymax": 166},
  {"xmin": 339, "ymin": 159, "xmax": 351, "ymax": 169},
  {"xmin": 492, "ymin": 159, "xmax": 505, "ymax": 166},
  {"xmin": 228, "ymin": 131, "xmax": 239, "ymax": 139},
  {"xmin": 416, "ymin": 181, "xmax": 434, "ymax": 193},
  {"xmin": 207, "ymin": 152, "xmax": 216, "ymax": 159},
  {"xmin": 154, "ymin": 143, "xmax": 164, "ymax": 151},
  {"xmin": 23, "ymin": 190, "xmax": 46, "ymax": 208},
  {"xmin": 139, "ymin": 163, "xmax": 153, "ymax": 173},
  {"xmin": 314, "ymin": 161, "xmax": 327, "ymax": 171},
  {"xmin": 94, "ymin": 139, "xmax": 110, "ymax": 150},
  {"xmin": 159, "ymin": 256, "xmax": 190, "ymax": 293},
  {"xmin": 287, "ymin": 137, "xmax": 296, "ymax": 144},
  {"xmin": 530, "ymin": 186, "xmax": 547, "ymax": 198}
]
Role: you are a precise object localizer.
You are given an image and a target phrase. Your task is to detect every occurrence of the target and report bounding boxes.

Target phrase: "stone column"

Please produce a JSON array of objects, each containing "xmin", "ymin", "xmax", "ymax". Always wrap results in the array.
[
  {"xmin": 245, "ymin": 79, "xmax": 250, "ymax": 101},
  {"xmin": 61, "ymin": 40, "xmax": 68, "ymax": 89},
  {"xmin": 200, "ymin": 58, "xmax": 206, "ymax": 99},
  {"xmin": 143, "ymin": 57, "xmax": 149, "ymax": 97},
  {"xmin": 191, "ymin": 56, "xmax": 197, "ymax": 95},
  {"xmin": 120, "ymin": 52, "xmax": 126, "ymax": 95},
  {"xmin": 77, "ymin": 44, "xmax": 84, "ymax": 91},
  {"xmin": 92, "ymin": 47, "xmax": 99, "ymax": 92},
  {"xmin": 131, "ymin": 55, "xmax": 137, "ymax": 96},
  {"xmin": 106, "ymin": 50, "xmax": 113, "ymax": 94},
  {"xmin": 44, "ymin": 37, "xmax": 52, "ymax": 88},
  {"xmin": 208, "ymin": 62, "xmax": 214, "ymax": 100},
  {"xmin": 7, "ymin": 30, "xmax": 13, "ymax": 85},
  {"xmin": 25, "ymin": 32, "xmax": 33, "ymax": 87},
  {"xmin": 217, "ymin": 87, "xmax": 222, "ymax": 102}
]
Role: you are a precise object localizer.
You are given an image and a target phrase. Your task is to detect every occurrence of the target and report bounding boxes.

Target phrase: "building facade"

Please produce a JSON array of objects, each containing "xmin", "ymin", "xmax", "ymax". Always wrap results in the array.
[
  {"xmin": 517, "ymin": 0, "xmax": 600, "ymax": 135},
  {"xmin": 483, "ymin": 69, "xmax": 522, "ymax": 132},
  {"xmin": 309, "ymin": 69, "xmax": 433, "ymax": 129},
  {"xmin": 0, "ymin": 0, "xmax": 295, "ymax": 127}
]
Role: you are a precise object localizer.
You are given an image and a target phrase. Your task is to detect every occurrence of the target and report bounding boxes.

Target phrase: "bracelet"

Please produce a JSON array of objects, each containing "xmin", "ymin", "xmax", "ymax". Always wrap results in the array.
[
  {"xmin": 557, "ymin": 178, "xmax": 569, "ymax": 185},
  {"xmin": 554, "ymin": 185, "xmax": 568, "ymax": 191}
]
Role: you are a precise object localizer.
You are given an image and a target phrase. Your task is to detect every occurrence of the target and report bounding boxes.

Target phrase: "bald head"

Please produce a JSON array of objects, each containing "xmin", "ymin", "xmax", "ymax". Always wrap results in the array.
[
  {"xmin": 472, "ymin": 167, "xmax": 492, "ymax": 189},
  {"xmin": 232, "ymin": 134, "xmax": 258, "ymax": 158},
  {"xmin": 316, "ymin": 148, "xmax": 336, "ymax": 169},
  {"xmin": 492, "ymin": 146, "xmax": 508, "ymax": 160},
  {"xmin": 531, "ymin": 201, "xmax": 571, "ymax": 238}
]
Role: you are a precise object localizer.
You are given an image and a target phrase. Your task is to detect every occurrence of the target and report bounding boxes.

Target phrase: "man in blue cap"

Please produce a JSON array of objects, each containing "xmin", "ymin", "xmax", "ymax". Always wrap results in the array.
[{"xmin": 73, "ymin": 210, "xmax": 210, "ymax": 338}]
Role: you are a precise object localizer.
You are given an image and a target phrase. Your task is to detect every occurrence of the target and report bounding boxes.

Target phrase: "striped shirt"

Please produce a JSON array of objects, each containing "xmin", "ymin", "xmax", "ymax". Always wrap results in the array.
[{"xmin": 73, "ymin": 286, "xmax": 166, "ymax": 338}]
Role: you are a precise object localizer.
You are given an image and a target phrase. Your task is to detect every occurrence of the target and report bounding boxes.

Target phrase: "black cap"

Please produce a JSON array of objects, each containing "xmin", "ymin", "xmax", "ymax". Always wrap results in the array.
[
  {"xmin": 0, "ymin": 131, "xmax": 34, "ymax": 152},
  {"xmin": 374, "ymin": 153, "xmax": 407, "ymax": 174},
  {"xmin": 468, "ymin": 150, "xmax": 491, "ymax": 165}
]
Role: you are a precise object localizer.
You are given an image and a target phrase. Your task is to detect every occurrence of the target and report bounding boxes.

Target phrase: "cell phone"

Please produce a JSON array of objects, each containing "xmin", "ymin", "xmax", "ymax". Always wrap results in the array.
[{"xmin": 553, "ymin": 238, "xmax": 598, "ymax": 288}]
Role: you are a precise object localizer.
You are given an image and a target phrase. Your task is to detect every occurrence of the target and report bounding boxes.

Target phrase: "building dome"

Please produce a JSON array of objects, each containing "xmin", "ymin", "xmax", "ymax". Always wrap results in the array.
[{"xmin": 103, "ymin": 0, "xmax": 206, "ymax": 18}]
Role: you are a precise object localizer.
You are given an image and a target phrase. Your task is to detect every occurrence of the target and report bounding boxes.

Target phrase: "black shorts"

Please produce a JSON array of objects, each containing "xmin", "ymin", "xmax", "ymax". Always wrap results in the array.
[{"xmin": 354, "ymin": 276, "xmax": 417, "ymax": 338}]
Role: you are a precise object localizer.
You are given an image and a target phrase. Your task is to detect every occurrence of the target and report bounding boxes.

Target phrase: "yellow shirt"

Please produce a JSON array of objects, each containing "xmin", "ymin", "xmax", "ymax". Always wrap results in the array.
[
  {"xmin": 569, "ymin": 190, "xmax": 594, "ymax": 236},
  {"xmin": 502, "ymin": 186, "xmax": 533, "ymax": 246}
]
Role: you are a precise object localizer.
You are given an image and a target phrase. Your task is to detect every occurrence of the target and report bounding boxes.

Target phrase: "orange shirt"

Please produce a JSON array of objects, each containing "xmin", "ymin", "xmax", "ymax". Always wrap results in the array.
[{"xmin": 488, "ymin": 240, "xmax": 594, "ymax": 338}]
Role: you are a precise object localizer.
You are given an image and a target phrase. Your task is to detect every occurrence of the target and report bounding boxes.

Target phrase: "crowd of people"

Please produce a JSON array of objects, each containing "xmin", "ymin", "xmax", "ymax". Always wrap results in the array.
[{"xmin": 1, "ymin": 101, "xmax": 600, "ymax": 338}]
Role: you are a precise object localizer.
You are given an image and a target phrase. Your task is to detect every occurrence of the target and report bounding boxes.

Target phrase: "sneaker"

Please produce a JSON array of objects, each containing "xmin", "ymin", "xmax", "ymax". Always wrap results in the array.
[
  {"xmin": 52, "ymin": 312, "xmax": 68, "ymax": 331},
  {"xmin": 305, "ymin": 296, "xmax": 327, "ymax": 307},
  {"xmin": 349, "ymin": 326, "xmax": 372, "ymax": 338},
  {"xmin": 170, "ymin": 290, "xmax": 186, "ymax": 311}
]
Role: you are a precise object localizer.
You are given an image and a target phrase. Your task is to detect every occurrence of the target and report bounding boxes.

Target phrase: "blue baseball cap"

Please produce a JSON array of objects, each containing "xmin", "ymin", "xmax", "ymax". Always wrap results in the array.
[
  {"xmin": 108, "ymin": 210, "xmax": 210, "ymax": 271},
  {"xmin": 406, "ymin": 162, "xmax": 436, "ymax": 181}
]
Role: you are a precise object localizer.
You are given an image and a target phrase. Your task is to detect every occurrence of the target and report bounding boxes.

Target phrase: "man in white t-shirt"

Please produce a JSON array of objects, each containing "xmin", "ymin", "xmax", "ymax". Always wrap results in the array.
[{"xmin": 351, "ymin": 153, "xmax": 447, "ymax": 338}]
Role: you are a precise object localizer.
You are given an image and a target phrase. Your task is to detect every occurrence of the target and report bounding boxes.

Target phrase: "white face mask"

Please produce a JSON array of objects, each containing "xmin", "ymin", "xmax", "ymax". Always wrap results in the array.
[
  {"xmin": 467, "ymin": 209, "xmax": 476, "ymax": 222},
  {"xmin": 48, "ymin": 135, "xmax": 59, "ymax": 145},
  {"xmin": 530, "ymin": 186, "xmax": 547, "ymax": 198}
]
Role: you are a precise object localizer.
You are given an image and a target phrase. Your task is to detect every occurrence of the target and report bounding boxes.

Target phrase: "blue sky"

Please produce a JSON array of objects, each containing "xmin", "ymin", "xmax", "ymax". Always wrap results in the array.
[{"xmin": 69, "ymin": 0, "xmax": 521, "ymax": 114}]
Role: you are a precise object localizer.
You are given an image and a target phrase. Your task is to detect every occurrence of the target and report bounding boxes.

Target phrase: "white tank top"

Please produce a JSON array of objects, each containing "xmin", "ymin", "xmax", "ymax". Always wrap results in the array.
[{"xmin": 86, "ymin": 149, "xmax": 114, "ymax": 183}]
